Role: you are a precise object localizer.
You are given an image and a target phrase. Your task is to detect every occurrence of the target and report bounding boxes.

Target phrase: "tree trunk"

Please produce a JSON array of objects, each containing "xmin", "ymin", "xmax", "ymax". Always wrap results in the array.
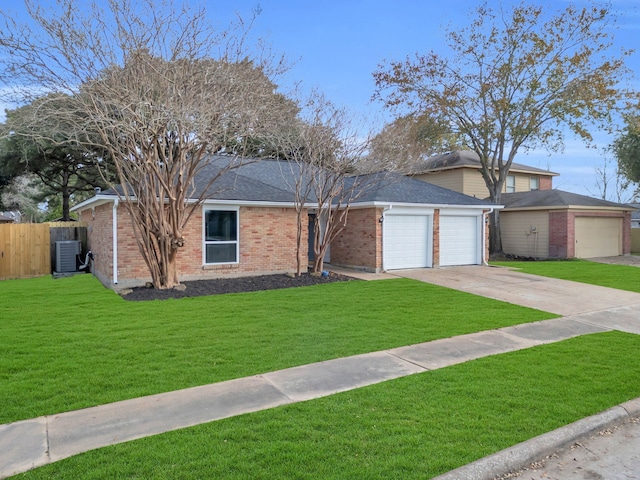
[
  {"xmin": 62, "ymin": 187, "xmax": 71, "ymax": 221},
  {"xmin": 489, "ymin": 209, "xmax": 503, "ymax": 255},
  {"xmin": 294, "ymin": 208, "xmax": 304, "ymax": 276},
  {"xmin": 487, "ymin": 186, "xmax": 503, "ymax": 255}
]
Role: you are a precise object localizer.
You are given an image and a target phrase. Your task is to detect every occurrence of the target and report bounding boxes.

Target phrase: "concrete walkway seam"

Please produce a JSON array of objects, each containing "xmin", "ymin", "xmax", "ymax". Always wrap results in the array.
[{"xmin": 432, "ymin": 402, "xmax": 638, "ymax": 480}]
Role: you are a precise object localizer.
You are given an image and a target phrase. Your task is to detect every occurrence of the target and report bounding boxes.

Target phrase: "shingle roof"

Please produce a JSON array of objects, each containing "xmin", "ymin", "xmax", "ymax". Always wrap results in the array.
[
  {"xmin": 498, "ymin": 189, "xmax": 636, "ymax": 210},
  {"xmin": 348, "ymin": 172, "xmax": 490, "ymax": 206},
  {"xmin": 92, "ymin": 156, "xmax": 493, "ymax": 208},
  {"xmin": 625, "ymin": 203, "xmax": 640, "ymax": 220},
  {"xmin": 412, "ymin": 150, "xmax": 558, "ymax": 176}
]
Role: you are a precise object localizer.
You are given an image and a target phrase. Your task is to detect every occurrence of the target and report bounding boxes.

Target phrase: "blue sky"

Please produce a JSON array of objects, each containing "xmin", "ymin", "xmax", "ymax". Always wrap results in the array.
[{"xmin": 2, "ymin": 0, "xmax": 639, "ymax": 197}]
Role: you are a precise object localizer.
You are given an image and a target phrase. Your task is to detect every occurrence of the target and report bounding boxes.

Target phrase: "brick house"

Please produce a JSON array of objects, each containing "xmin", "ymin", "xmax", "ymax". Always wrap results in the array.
[
  {"xmin": 499, "ymin": 190, "xmax": 635, "ymax": 259},
  {"xmin": 73, "ymin": 157, "xmax": 495, "ymax": 288},
  {"xmin": 411, "ymin": 150, "xmax": 634, "ymax": 259}
]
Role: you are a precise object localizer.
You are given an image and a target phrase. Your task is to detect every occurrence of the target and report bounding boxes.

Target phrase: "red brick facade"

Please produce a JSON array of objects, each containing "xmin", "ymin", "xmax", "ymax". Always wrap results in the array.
[
  {"xmin": 82, "ymin": 202, "xmax": 307, "ymax": 288},
  {"xmin": 432, "ymin": 209, "xmax": 441, "ymax": 266},
  {"xmin": 539, "ymin": 176, "xmax": 553, "ymax": 190},
  {"xmin": 81, "ymin": 200, "xmax": 491, "ymax": 286},
  {"xmin": 330, "ymin": 207, "xmax": 382, "ymax": 271}
]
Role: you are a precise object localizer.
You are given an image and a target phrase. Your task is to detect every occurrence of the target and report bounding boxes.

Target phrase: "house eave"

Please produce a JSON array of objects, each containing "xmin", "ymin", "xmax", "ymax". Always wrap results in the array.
[
  {"xmin": 71, "ymin": 194, "xmax": 116, "ymax": 212},
  {"xmin": 413, "ymin": 165, "xmax": 559, "ymax": 176},
  {"xmin": 503, "ymin": 205, "xmax": 636, "ymax": 212},
  {"xmin": 363, "ymin": 201, "xmax": 502, "ymax": 210}
]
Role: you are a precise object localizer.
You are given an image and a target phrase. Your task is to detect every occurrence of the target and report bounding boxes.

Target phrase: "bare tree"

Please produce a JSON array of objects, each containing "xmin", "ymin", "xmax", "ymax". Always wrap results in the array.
[
  {"xmin": 373, "ymin": 2, "xmax": 634, "ymax": 253},
  {"xmin": 592, "ymin": 156, "xmax": 636, "ymax": 204},
  {"xmin": 0, "ymin": 0, "xmax": 298, "ymax": 288},
  {"xmin": 268, "ymin": 93, "xmax": 385, "ymax": 274}
]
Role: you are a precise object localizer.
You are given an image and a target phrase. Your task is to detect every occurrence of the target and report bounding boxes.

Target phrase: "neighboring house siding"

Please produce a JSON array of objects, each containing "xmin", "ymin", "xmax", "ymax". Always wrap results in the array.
[
  {"xmin": 416, "ymin": 168, "xmax": 553, "ymax": 198},
  {"xmin": 501, "ymin": 211, "xmax": 550, "ymax": 258},
  {"xmin": 330, "ymin": 207, "xmax": 382, "ymax": 272},
  {"xmin": 513, "ymin": 174, "xmax": 530, "ymax": 193},
  {"xmin": 462, "ymin": 169, "xmax": 488, "ymax": 198},
  {"xmin": 414, "ymin": 171, "xmax": 464, "ymax": 193}
]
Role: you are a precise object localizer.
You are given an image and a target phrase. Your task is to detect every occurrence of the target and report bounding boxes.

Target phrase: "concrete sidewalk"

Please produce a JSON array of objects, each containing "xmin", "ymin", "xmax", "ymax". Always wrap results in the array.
[
  {"xmin": 2, "ymin": 265, "xmax": 640, "ymax": 479},
  {"xmin": 0, "ymin": 313, "xmax": 629, "ymax": 479}
]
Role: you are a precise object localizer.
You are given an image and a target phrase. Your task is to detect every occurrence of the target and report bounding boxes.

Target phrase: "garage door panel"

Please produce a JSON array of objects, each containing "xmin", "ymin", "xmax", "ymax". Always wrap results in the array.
[
  {"xmin": 440, "ymin": 215, "xmax": 480, "ymax": 266},
  {"xmin": 383, "ymin": 215, "xmax": 431, "ymax": 270},
  {"xmin": 575, "ymin": 217, "xmax": 622, "ymax": 258}
]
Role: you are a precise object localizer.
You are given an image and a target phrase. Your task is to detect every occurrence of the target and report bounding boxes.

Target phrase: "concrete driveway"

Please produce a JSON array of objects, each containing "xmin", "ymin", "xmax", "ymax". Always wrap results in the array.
[{"xmin": 394, "ymin": 265, "xmax": 640, "ymax": 318}]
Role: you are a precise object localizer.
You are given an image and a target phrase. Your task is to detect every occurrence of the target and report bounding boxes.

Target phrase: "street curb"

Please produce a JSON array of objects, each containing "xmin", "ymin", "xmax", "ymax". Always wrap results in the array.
[{"xmin": 432, "ymin": 397, "xmax": 640, "ymax": 480}]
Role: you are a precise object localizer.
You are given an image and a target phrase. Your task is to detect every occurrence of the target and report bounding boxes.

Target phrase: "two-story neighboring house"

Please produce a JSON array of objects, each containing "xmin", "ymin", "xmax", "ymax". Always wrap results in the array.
[
  {"xmin": 411, "ymin": 150, "xmax": 634, "ymax": 259},
  {"xmin": 410, "ymin": 149, "xmax": 558, "ymax": 198}
]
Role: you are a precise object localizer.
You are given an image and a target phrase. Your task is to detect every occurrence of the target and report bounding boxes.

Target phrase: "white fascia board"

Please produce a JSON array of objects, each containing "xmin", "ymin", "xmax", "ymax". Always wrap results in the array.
[
  {"xmin": 503, "ymin": 205, "xmax": 635, "ymax": 213},
  {"xmin": 70, "ymin": 194, "xmax": 117, "ymax": 212},
  {"xmin": 202, "ymin": 199, "xmax": 297, "ymax": 208},
  {"xmin": 360, "ymin": 201, "xmax": 503, "ymax": 210}
]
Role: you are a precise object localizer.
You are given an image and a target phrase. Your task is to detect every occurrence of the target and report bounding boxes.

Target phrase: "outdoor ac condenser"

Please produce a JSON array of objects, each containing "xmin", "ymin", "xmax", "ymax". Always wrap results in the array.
[{"xmin": 55, "ymin": 240, "xmax": 82, "ymax": 273}]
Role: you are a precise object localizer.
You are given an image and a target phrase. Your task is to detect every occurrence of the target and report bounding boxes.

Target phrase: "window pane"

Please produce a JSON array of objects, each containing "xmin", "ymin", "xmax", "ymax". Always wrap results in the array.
[
  {"xmin": 205, "ymin": 210, "xmax": 237, "ymax": 241},
  {"xmin": 506, "ymin": 175, "xmax": 515, "ymax": 193},
  {"xmin": 206, "ymin": 244, "xmax": 237, "ymax": 263},
  {"xmin": 530, "ymin": 177, "xmax": 539, "ymax": 190}
]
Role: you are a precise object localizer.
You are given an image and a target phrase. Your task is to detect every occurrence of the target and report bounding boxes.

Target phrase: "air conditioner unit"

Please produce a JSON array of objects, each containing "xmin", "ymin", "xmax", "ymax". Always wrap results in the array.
[{"xmin": 56, "ymin": 240, "xmax": 82, "ymax": 273}]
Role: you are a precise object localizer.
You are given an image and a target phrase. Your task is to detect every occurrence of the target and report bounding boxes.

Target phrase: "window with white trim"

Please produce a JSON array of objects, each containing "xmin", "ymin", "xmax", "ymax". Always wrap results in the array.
[
  {"xmin": 506, "ymin": 175, "xmax": 516, "ymax": 193},
  {"xmin": 204, "ymin": 209, "xmax": 238, "ymax": 264},
  {"xmin": 530, "ymin": 176, "xmax": 539, "ymax": 191}
]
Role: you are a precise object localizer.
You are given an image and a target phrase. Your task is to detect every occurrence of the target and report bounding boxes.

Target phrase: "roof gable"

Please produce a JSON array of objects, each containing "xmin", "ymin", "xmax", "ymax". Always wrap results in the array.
[{"xmin": 412, "ymin": 150, "xmax": 558, "ymax": 176}]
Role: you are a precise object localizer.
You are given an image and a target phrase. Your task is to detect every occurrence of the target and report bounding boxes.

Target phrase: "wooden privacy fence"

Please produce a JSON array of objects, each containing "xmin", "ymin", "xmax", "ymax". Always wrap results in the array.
[{"xmin": 0, "ymin": 222, "xmax": 87, "ymax": 280}]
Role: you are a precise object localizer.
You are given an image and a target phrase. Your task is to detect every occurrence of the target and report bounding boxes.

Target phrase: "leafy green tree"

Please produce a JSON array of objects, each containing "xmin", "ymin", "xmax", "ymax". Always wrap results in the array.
[
  {"xmin": 614, "ymin": 114, "xmax": 640, "ymax": 197},
  {"xmin": 0, "ymin": 99, "xmax": 110, "ymax": 221},
  {"xmin": 373, "ymin": 2, "xmax": 634, "ymax": 253}
]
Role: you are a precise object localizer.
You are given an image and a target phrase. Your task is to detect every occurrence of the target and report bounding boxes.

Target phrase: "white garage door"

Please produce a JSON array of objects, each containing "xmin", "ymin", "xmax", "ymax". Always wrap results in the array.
[
  {"xmin": 383, "ymin": 215, "xmax": 432, "ymax": 270},
  {"xmin": 439, "ymin": 215, "xmax": 480, "ymax": 266},
  {"xmin": 575, "ymin": 217, "xmax": 622, "ymax": 258}
]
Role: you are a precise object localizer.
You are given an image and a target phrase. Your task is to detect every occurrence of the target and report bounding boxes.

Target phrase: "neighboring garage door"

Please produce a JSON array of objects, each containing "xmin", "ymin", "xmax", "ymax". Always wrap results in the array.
[
  {"xmin": 439, "ymin": 215, "xmax": 480, "ymax": 266},
  {"xmin": 383, "ymin": 214, "xmax": 432, "ymax": 270},
  {"xmin": 575, "ymin": 217, "xmax": 622, "ymax": 258}
]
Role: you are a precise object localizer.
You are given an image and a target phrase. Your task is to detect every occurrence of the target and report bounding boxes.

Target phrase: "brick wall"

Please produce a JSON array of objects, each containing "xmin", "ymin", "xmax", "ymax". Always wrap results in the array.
[
  {"xmin": 330, "ymin": 207, "xmax": 382, "ymax": 271},
  {"xmin": 80, "ymin": 203, "xmax": 306, "ymax": 287},
  {"xmin": 432, "ymin": 209, "xmax": 440, "ymax": 266},
  {"xmin": 548, "ymin": 211, "xmax": 570, "ymax": 258},
  {"xmin": 80, "ymin": 203, "xmax": 114, "ymax": 286},
  {"xmin": 539, "ymin": 176, "xmax": 553, "ymax": 190}
]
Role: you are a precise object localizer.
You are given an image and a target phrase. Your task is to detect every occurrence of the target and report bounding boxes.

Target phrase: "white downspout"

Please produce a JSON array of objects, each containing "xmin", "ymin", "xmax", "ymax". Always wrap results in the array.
[
  {"xmin": 482, "ymin": 208, "xmax": 494, "ymax": 266},
  {"xmin": 381, "ymin": 205, "xmax": 392, "ymax": 272},
  {"xmin": 112, "ymin": 198, "xmax": 119, "ymax": 285}
]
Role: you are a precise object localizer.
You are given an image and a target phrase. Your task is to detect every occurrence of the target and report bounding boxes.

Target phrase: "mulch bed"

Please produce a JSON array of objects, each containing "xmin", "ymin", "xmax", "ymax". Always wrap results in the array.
[{"xmin": 121, "ymin": 271, "xmax": 359, "ymax": 301}]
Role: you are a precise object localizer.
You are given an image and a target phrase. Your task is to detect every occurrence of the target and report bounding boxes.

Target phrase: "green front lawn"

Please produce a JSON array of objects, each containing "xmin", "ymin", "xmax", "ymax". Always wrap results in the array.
[
  {"xmin": 0, "ymin": 274, "xmax": 556, "ymax": 424},
  {"xmin": 492, "ymin": 259, "xmax": 640, "ymax": 292},
  {"xmin": 16, "ymin": 331, "xmax": 640, "ymax": 479}
]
